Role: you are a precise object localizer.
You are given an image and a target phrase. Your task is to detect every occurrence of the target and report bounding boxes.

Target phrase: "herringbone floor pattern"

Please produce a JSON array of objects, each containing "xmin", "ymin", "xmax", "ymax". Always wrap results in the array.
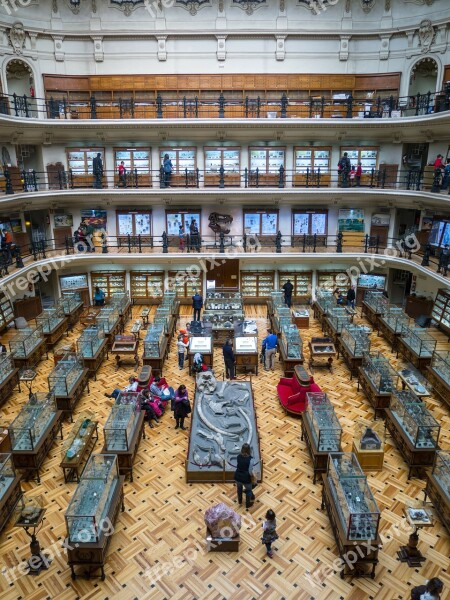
[{"xmin": 0, "ymin": 305, "xmax": 448, "ymax": 600}]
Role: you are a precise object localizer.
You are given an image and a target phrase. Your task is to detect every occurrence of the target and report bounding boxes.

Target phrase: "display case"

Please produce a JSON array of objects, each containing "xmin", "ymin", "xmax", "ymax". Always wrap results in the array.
[
  {"xmin": 0, "ymin": 353, "xmax": 18, "ymax": 386},
  {"xmin": 96, "ymin": 307, "xmax": 120, "ymax": 335},
  {"xmin": 313, "ymin": 290, "xmax": 335, "ymax": 322},
  {"xmin": 305, "ymin": 393, "xmax": 343, "ymax": 452},
  {"xmin": 0, "ymin": 292, "xmax": 15, "ymax": 331},
  {"xmin": 204, "ymin": 147, "xmax": 240, "ymax": 186},
  {"xmin": 362, "ymin": 291, "xmax": 388, "ymax": 326},
  {"xmin": 109, "ymin": 292, "xmax": 131, "ymax": 319},
  {"xmin": 77, "ymin": 327, "xmax": 105, "ymax": 359},
  {"xmin": 240, "ymin": 271, "xmax": 276, "ymax": 302},
  {"xmin": 431, "ymin": 288, "xmax": 450, "ymax": 336},
  {"xmin": 378, "ymin": 306, "xmax": 410, "ymax": 351},
  {"xmin": 48, "ymin": 353, "xmax": 85, "ymax": 397},
  {"xmin": 323, "ymin": 308, "xmax": 352, "ymax": 339},
  {"xmin": 249, "ymin": 147, "xmax": 285, "ymax": 185},
  {"xmin": 58, "ymin": 293, "xmax": 83, "ymax": 316},
  {"xmin": 65, "ymin": 454, "xmax": 120, "ymax": 545},
  {"xmin": 424, "ymin": 451, "xmax": 450, "ymax": 535},
  {"xmin": 398, "ymin": 325, "xmax": 437, "ymax": 371},
  {"xmin": 130, "ymin": 271, "xmax": 164, "ymax": 304},
  {"xmin": 202, "ymin": 311, "xmax": 245, "ymax": 345},
  {"xmin": 389, "ymin": 391, "xmax": 440, "ymax": 450},
  {"xmin": 0, "ymin": 453, "xmax": 22, "ymax": 535},
  {"xmin": 293, "ymin": 147, "xmax": 331, "ymax": 186},
  {"xmin": 269, "ymin": 291, "xmax": 285, "ymax": 309},
  {"xmin": 65, "ymin": 453, "xmax": 124, "ymax": 581},
  {"xmin": 60, "ymin": 414, "xmax": 99, "ymax": 482},
  {"xmin": 114, "ymin": 148, "xmax": 151, "ymax": 187},
  {"xmin": 278, "ymin": 272, "xmax": 313, "ymax": 301},
  {"xmin": 143, "ymin": 326, "xmax": 165, "ymax": 359},
  {"xmin": 360, "ymin": 352, "xmax": 398, "ymax": 395},
  {"xmin": 292, "ymin": 306, "xmax": 310, "ymax": 329},
  {"xmin": 36, "ymin": 308, "xmax": 68, "ymax": 347},
  {"xmin": 204, "ymin": 298, "xmax": 243, "ymax": 312},
  {"xmin": 352, "ymin": 420, "xmax": 385, "ymax": 471},
  {"xmin": 9, "ymin": 327, "xmax": 46, "ymax": 367},
  {"xmin": 159, "ymin": 148, "xmax": 196, "ymax": 185},
  {"xmin": 339, "ymin": 326, "xmax": 371, "ymax": 378},
  {"xmin": 90, "ymin": 272, "xmax": 126, "ymax": 301},
  {"xmin": 427, "ymin": 350, "xmax": 450, "ymax": 408},
  {"xmin": 279, "ymin": 324, "xmax": 304, "ymax": 376},
  {"xmin": 327, "ymin": 453, "xmax": 380, "ymax": 540},
  {"xmin": 168, "ymin": 270, "xmax": 203, "ymax": 302},
  {"xmin": 152, "ymin": 315, "xmax": 169, "ymax": 335}
]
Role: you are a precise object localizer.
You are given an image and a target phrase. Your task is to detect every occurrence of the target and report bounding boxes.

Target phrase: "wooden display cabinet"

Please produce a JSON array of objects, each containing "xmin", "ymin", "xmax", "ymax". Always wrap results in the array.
[
  {"xmin": 53, "ymin": 369, "xmax": 90, "ymax": 422},
  {"xmin": 66, "ymin": 148, "xmax": 105, "ymax": 188},
  {"xmin": 168, "ymin": 271, "xmax": 203, "ymax": 304},
  {"xmin": 340, "ymin": 146, "xmax": 379, "ymax": 186},
  {"xmin": 113, "ymin": 148, "xmax": 151, "ymax": 187},
  {"xmin": 0, "ymin": 293, "xmax": 14, "ymax": 332},
  {"xmin": 426, "ymin": 351, "xmax": 450, "ymax": 409},
  {"xmin": 248, "ymin": 147, "xmax": 285, "ymax": 186},
  {"xmin": 278, "ymin": 272, "xmax": 313, "ymax": 303},
  {"xmin": 13, "ymin": 296, "xmax": 43, "ymax": 322},
  {"xmin": 431, "ymin": 289, "xmax": 450, "ymax": 337},
  {"xmin": 130, "ymin": 271, "xmax": 164, "ymax": 304},
  {"xmin": 102, "ymin": 411, "xmax": 146, "ymax": 482},
  {"xmin": 293, "ymin": 147, "xmax": 332, "ymax": 187},
  {"xmin": 233, "ymin": 337, "xmax": 258, "ymax": 375},
  {"xmin": 240, "ymin": 271, "xmax": 275, "ymax": 304},
  {"xmin": 405, "ymin": 295, "xmax": 434, "ymax": 320},
  {"xmin": 204, "ymin": 147, "xmax": 240, "ymax": 187},
  {"xmin": 0, "ymin": 455, "xmax": 22, "ymax": 536},
  {"xmin": 90, "ymin": 272, "xmax": 126, "ymax": 301},
  {"xmin": 423, "ymin": 451, "xmax": 450, "ymax": 536},
  {"xmin": 159, "ymin": 147, "xmax": 197, "ymax": 187}
]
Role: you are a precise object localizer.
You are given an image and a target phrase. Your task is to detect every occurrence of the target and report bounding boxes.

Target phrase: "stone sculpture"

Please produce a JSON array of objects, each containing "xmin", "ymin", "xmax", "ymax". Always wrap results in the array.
[
  {"xmin": 204, "ymin": 503, "xmax": 241, "ymax": 539},
  {"xmin": 9, "ymin": 23, "xmax": 26, "ymax": 55},
  {"xmin": 418, "ymin": 19, "xmax": 435, "ymax": 53}
]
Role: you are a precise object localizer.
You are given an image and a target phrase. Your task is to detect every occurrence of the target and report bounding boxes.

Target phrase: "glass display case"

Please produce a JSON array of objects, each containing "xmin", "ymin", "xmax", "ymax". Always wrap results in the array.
[
  {"xmin": 327, "ymin": 308, "xmax": 352, "ymax": 334},
  {"xmin": 9, "ymin": 327, "xmax": 43, "ymax": 358},
  {"xmin": 390, "ymin": 391, "xmax": 440, "ymax": 449},
  {"xmin": 0, "ymin": 353, "xmax": 16, "ymax": 385},
  {"xmin": 379, "ymin": 306, "xmax": 409, "ymax": 333},
  {"xmin": 431, "ymin": 451, "xmax": 450, "ymax": 500},
  {"xmin": 61, "ymin": 413, "xmax": 96, "ymax": 461},
  {"xmin": 58, "ymin": 293, "xmax": 83, "ymax": 315},
  {"xmin": 206, "ymin": 291, "xmax": 242, "ymax": 300},
  {"xmin": 35, "ymin": 308, "xmax": 65, "ymax": 334},
  {"xmin": 205, "ymin": 148, "xmax": 240, "ymax": 174},
  {"xmin": 152, "ymin": 315, "xmax": 169, "ymax": 335},
  {"xmin": 430, "ymin": 350, "xmax": 450, "ymax": 383},
  {"xmin": 270, "ymin": 291, "xmax": 285, "ymax": 307},
  {"xmin": 0, "ymin": 453, "xmax": 17, "ymax": 502},
  {"xmin": 357, "ymin": 273, "xmax": 386, "ymax": 289},
  {"xmin": 304, "ymin": 392, "xmax": 342, "ymax": 452},
  {"xmin": 202, "ymin": 311, "xmax": 245, "ymax": 329},
  {"xmin": 327, "ymin": 453, "xmax": 381, "ymax": 540},
  {"xmin": 431, "ymin": 288, "xmax": 450, "ymax": 334},
  {"xmin": 9, "ymin": 392, "xmax": 57, "ymax": 451},
  {"xmin": 65, "ymin": 454, "xmax": 120, "ymax": 544},
  {"xmin": 400, "ymin": 325, "xmax": 437, "ymax": 357},
  {"xmin": 77, "ymin": 328, "xmax": 105, "ymax": 358},
  {"xmin": 154, "ymin": 305, "xmax": 171, "ymax": 318},
  {"xmin": 364, "ymin": 290, "xmax": 388, "ymax": 314},
  {"xmin": 48, "ymin": 353, "xmax": 85, "ymax": 396},
  {"xmin": 109, "ymin": 292, "xmax": 130, "ymax": 315},
  {"xmin": 104, "ymin": 404, "xmax": 140, "ymax": 452},
  {"xmin": 280, "ymin": 325, "xmax": 302, "ymax": 358},
  {"xmin": 143, "ymin": 326, "xmax": 165, "ymax": 358},
  {"xmin": 204, "ymin": 298, "xmax": 243, "ymax": 311},
  {"xmin": 240, "ymin": 272, "xmax": 275, "ymax": 298},
  {"xmin": 96, "ymin": 307, "xmax": 120, "ymax": 334},
  {"xmin": 315, "ymin": 290, "xmax": 335, "ymax": 314},
  {"xmin": 361, "ymin": 352, "xmax": 398, "ymax": 394},
  {"xmin": 341, "ymin": 326, "xmax": 371, "ymax": 358}
]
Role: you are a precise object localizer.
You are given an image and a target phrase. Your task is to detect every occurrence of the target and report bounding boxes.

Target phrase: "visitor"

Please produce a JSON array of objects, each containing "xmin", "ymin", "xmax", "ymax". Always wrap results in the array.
[
  {"xmin": 332, "ymin": 287, "xmax": 341, "ymax": 304},
  {"xmin": 261, "ymin": 509, "xmax": 279, "ymax": 559},
  {"xmin": 173, "ymin": 384, "xmax": 191, "ymax": 430},
  {"xmin": 104, "ymin": 376, "xmax": 138, "ymax": 399},
  {"xmin": 177, "ymin": 333, "xmax": 189, "ymax": 369},
  {"xmin": 262, "ymin": 329, "xmax": 278, "ymax": 372},
  {"xmin": 0, "ymin": 341, "xmax": 7, "ymax": 354},
  {"xmin": 93, "ymin": 152, "xmax": 103, "ymax": 189},
  {"xmin": 437, "ymin": 244, "xmax": 449, "ymax": 276},
  {"xmin": 192, "ymin": 289, "xmax": 203, "ymax": 321},
  {"xmin": 234, "ymin": 442, "xmax": 255, "ymax": 510},
  {"xmin": 411, "ymin": 577, "xmax": 444, "ymax": 600},
  {"xmin": 282, "ymin": 279, "xmax": 294, "ymax": 308},
  {"xmin": 222, "ymin": 338, "xmax": 235, "ymax": 380},
  {"xmin": 138, "ymin": 388, "xmax": 160, "ymax": 428},
  {"xmin": 150, "ymin": 375, "xmax": 174, "ymax": 404},
  {"xmin": 94, "ymin": 286, "xmax": 105, "ymax": 306},
  {"xmin": 189, "ymin": 219, "xmax": 201, "ymax": 252},
  {"xmin": 179, "ymin": 225, "xmax": 186, "ymax": 252},
  {"xmin": 118, "ymin": 160, "xmax": 126, "ymax": 187},
  {"xmin": 163, "ymin": 153, "xmax": 172, "ymax": 188},
  {"xmin": 441, "ymin": 159, "xmax": 450, "ymax": 191},
  {"xmin": 347, "ymin": 285, "xmax": 356, "ymax": 309},
  {"xmin": 349, "ymin": 166, "xmax": 356, "ymax": 186},
  {"xmin": 338, "ymin": 152, "xmax": 351, "ymax": 188},
  {"xmin": 355, "ymin": 162, "xmax": 362, "ymax": 187}
]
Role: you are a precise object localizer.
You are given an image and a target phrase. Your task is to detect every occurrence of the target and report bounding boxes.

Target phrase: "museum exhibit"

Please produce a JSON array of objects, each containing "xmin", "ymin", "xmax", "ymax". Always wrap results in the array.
[{"xmin": 0, "ymin": 0, "xmax": 448, "ymax": 598}]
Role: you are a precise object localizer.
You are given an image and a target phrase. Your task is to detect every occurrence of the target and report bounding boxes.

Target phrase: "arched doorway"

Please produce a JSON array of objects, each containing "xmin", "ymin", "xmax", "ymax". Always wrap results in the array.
[
  {"xmin": 5, "ymin": 58, "xmax": 36, "ymax": 117},
  {"xmin": 408, "ymin": 57, "xmax": 439, "ymax": 97}
]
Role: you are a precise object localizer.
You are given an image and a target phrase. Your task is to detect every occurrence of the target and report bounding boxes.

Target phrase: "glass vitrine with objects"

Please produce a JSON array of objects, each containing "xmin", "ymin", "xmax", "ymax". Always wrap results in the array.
[
  {"xmin": 390, "ymin": 391, "xmax": 440, "ymax": 449},
  {"xmin": 304, "ymin": 392, "xmax": 343, "ymax": 453},
  {"xmin": 341, "ymin": 326, "xmax": 371, "ymax": 358},
  {"xmin": 96, "ymin": 308, "xmax": 120, "ymax": 334},
  {"xmin": 363, "ymin": 290, "xmax": 388, "ymax": 315},
  {"xmin": 58, "ymin": 293, "xmax": 83, "ymax": 316},
  {"xmin": 143, "ymin": 326, "xmax": 165, "ymax": 358},
  {"xmin": 36, "ymin": 308, "xmax": 66, "ymax": 334},
  {"xmin": 0, "ymin": 454, "xmax": 18, "ymax": 503},
  {"xmin": 0, "ymin": 353, "xmax": 16, "ymax": 385},
  {"xmin": 379, "ymin": 306, "xmax": 409, "ymax": 333},
  {"xmin": 48, "ymin": 353, "xmax": 85, "ymax": 396},
  {"xmin": 77, "ymin": 328, "xmax": 104, "ymax": 358},
  {"xmin": 400, "ymin": 325, "xmax": 437, "ymax": 358},
  {"xmin": 361, "ymin": 352, "xmax": 398, "ymax": 394},
  {"xmin": 9, "ymin": 393, "xmax": 57, "ymax": 451},
  {"xmin": 103, "ymin": 404, "xmax": 140, "ymax": 452},
  {"xmin": 9, "ymin": 328, "xmax": 43, "ymax": 358}
]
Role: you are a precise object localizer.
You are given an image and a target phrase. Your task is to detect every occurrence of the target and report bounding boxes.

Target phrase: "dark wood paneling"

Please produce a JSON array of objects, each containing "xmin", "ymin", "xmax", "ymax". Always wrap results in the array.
[{"xmin": 207, "ymin": 259, "xmax": 239, "ymax": 289}]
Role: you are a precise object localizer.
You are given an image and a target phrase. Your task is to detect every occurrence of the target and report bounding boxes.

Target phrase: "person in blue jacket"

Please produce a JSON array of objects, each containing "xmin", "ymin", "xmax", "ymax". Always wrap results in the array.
[
  {"xmin": 94, "ymin": 286, "xmax": 105, "ymax": 306},
  {"xmin": 262, "ymin": 329, "xmax": 278, "ymax": 371},
  {"xmin": 163, "ymin": 153, "xmax": 173, "ymax": 188}
]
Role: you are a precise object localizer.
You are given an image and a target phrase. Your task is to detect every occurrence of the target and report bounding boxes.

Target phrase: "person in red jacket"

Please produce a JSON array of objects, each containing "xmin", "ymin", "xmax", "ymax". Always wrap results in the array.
[
  {"xmin": 118, "ymin": 161, "xmax": 126, "ymax": 187},
  {"xmin": 355, "ymin": 162, "xmax": 362, "ymax": 187},
  {"xmin": 434, "ymin": 154, "xmax": 445, "ymax": 170}
]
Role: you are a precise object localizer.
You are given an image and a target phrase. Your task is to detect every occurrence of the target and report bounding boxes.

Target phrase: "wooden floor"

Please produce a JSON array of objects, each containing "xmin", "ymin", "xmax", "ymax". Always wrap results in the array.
[{"xmin": 0, "ymin": 305, "xmax": 449, "ymax": 600}]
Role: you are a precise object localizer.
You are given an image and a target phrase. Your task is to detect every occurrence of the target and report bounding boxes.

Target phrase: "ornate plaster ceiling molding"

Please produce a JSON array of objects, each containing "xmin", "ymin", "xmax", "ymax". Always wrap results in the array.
[
  {"xmin": 175, "ymin": 0, "xmax": 212, "ymax": 15},
  {"xmin": 232, "ymin": 0, "xmax": 267, "ymax": 16},
  {"xmin": 109, "ymin": 0, "xmax": 147, "ymax": 16},
  {"xmin": 8, "ymin": 22, "xmax": 26, "ymax": 55}
]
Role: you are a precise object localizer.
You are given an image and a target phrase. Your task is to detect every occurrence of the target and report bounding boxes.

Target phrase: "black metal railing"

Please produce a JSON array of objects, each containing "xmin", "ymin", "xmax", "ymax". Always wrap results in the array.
[
  {"xmin": 1, "ymin": 167, "xmax": 449, "ymax": 194},
  {"xmin": 1, "ymin": 88, "xmax": 449, "ymax": 120}
]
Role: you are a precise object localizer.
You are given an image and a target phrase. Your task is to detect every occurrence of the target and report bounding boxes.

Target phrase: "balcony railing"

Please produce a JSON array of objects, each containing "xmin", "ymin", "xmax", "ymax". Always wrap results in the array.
[
  {"xmin": 0, "ymin": 233, "xmax": 445, "ymax": 282},
  {"xmin": 1, "ymin": 167, "xmax": 448, "ymax": 194},
  {"xmin": 0, "ymin": 89, "xmax": 449, "ymax": 120}
]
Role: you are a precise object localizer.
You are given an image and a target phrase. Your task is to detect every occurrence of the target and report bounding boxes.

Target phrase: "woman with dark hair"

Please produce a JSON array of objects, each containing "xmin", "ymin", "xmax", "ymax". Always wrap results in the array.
[
  {"xmin": 173, "ymin": 384, "xmax": 190, "ymax": 430},
  {"xmin": 234, "ymin": 442, "xmax": 255, "ymax": 510},
  {"xmin": 412, "ymin": 578, "xmax": 444, "ymax": 600}
]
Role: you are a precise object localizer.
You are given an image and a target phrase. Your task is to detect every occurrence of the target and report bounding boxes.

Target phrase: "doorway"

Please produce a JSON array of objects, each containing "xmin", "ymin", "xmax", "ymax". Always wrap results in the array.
[
  {"xmin": 5, "ymin": 59, "xmax": 36, "ymax": 117},
  {"xmin": 206, "ymin": 259, "xmax": 239, "ymax": 290},
  {"xmin": 408, "ymin": 58, "xmax": 439, "ymax": 100}
]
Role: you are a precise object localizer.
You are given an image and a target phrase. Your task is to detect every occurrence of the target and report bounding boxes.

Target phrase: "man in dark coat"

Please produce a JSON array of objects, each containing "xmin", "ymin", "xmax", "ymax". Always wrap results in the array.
[
  {"xmin": 282, "ymin": 279, "xmax": 294, "ymax": 308},
  {"xmin": 338, "ymin": 152, "xmax": 351, "ymax": 188},
  {"xmin": 223, "ymin": 338, "xmax": 235, "ymax": 380},
  {"xmin": 192, "ymin": 290, "xmax": 203, "ymax": 321},
  {"xmin": 347, "ymin": 285, "xmax": 356, "ymax": 309},
  {"xmin": 93, "ymin": 153, "xmax": 103, "ymax": 189}
]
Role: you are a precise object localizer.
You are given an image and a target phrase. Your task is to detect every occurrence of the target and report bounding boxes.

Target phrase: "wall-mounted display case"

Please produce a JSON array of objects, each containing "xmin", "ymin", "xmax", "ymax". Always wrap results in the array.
[
  {"xmin": 390, "ymin": 391, "xmax": 440, "ymax": 450},
  {"xmin": 340, "ymin": 146, "xmax": 379, "ymax": 182},
  {"xmin": 278, "ymin": 272, "xmax": 312, "ymax": 300},
  {"xmin": 205, "ymin": 291, "xmax": 241, "ymax": 300},
  {"xmin": 60, "ymin": 274, "xmax": 88, "ymax": 292},
  {"xmin": 427, "ymin": 351, "xmax": 450, "ymax": 409},
  {"xmin": 327, "ymin": 453, "xmax": 381, "ymax": 540},
  {"xmin": 0, "ymin": 292, "xmax": 14, "ymax": 331},
  {"xmin": 249, "ymin": 147, "xmax": 285, "ymax": 183},
  {"xmin": 204, "ymin": 147, "xmax": 240, "ymax": 186},
  {"xmin": 66, "ymin": 147, "xmax": 105, "ymax": 187},
  {"xmin": 114, "ymin": 148, "xmax": 151, "ymax": 187},
  {"xmin": 204, "ymin": 297, "xmax": 243, "ymax": 311},
  {"xmin": 9, "ymin": 392, "xmax": 57, "ymax": 452},
  {"xmin": 243, "ymin": 211, "xmax": 278, "ymax": 236},
  {"xmin": 424, "ymin": 451, "xmax": 450, "ymax": 535},
  {"xmin": 168, "ymin": 270, "xmax": 203, "ymax": 301},
  {"xmin": 159, "ymin": 147, "xmax": 196, "ymax": 174},
  {"xmin": 432, "ymin": 288, "xmax": 450, "ymax": 336},
  {"xmin": 240, "ymin": 271, "xmax": 275, "ymax": 301},
  {"xmin": 293, "ymin": 147, "xmax": 331, "ymax": 186},
  {"xmin": 130, "ymin": 272, "xmax": 164, "ymax": 303},
  {"xmin": 90, "ymin": 272, "xmax": 126, "ymax": 300}
]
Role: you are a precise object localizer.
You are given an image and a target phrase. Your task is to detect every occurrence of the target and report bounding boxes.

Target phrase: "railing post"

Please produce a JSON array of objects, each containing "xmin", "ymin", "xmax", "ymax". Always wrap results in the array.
[
  {"xmin": 184, "ymin": 168, "xmax": 188, "ymax": 188},
  {"xmin": 381, "ymin": 169, "xmax": 386, "ymax": 189},
  {"xmin": 15, "ymin": 246, "xmax": 24, "ymax": 269},
  {"xmin": 219, "ymin": 231, "xmax": 225, "ymax": 253},
  {"xmin": 275, "ymin": 231, "xmax": 282, "ymax": 253},
  {"xmin": 256, "ymin": 96, "xmax": 261, "ymax": 118},
  {"xmin": 245, "ymin": 96, "xmax": 249, "ymax": 118},
  {"xmin": 183, "ymin": 96, "xmax": 187, "ymax": 119},
  {"xmin": 160, "ymin": 166, "xmax": 165, "ymax": 188},
  {"xmin": 431, "ymin": 169, "xmax": 441, "ymax": 193},
  {"xmin": 375, "ymin": 235, "xmax": 380, "ymax": 254},
  {"xmin": 317, "ymin": 167, "xmax": 321, "ymax": 188},
  {"xmin": 65, "ymin": 236, "xmax": 70, "ymax": 255},
  {"xmin": 58, "ymin": 170, "xmax": 63, "ymax": 190},
  {"xmin": 336, "ymin": 233, "xmax": 343, "ymax": 253},
  {"xmin": 244, "ymin": 168, "xmax": 248, "ymax": 188},
  {"xmin": 134, "ymin": 167, "xmax": 138, "ymax": 188},
  {"xmin": 162, "ymin": 231, "xmax": 168, "ymax": 253},
  {"xmin": 218, "ymin": 93, "xmax": 225, "ymax": 118},
  {"xmin": 388, "ymin": 95, "xmax": 394, "ymax": 117},
  {"xmin": 12, "ymin": 93, "xmax": 19, "ymax": 117},
  {"xmin": 32, "ymin": 170, "xmax": 37, "ymax": 191},
  {"xmin": 306, "ymin": 167, "xmax": 310, "ymax": 188},
  {"xmin": 127, "ymin": 234, "xmax": 131, "ymax": 253},
  {"xmin": 320, "ymin": 96, "xmax": 325, "ymax": 118},
  {"xmin": 313, "ymin": 233, "xmax": 317, "ymax": 253},
  {"xmin": 138, "ymin": 234, "xmax": 142, "ymax": 253},
  {"xmin": 426, "ymin": 91, "xmax": 432, "ymax": 114},
  {"xmin": 364, "ymin": 234, "xmax": 369, "ymax": 253},
  {"xmin": 102, "ymin": 233, "xmax": 108, "ymax": 254},
  {"xmin": 243, "ymin": 233, "xmax": 247, "ymax": 253},
  {"xmin": 302, "ymin": 233, "xmax": 306, "ymax": 253},
  {"xmin": 49, "ymin": 97, "xmax": 56, "ymax": 118},
  {"xmin": 255, "ymin": 167, "xmax": 259, "ymax": 188},
  {"xmin": 280, "ymin": 94, "xmax": 287, "ymax": 118},
  {"xmin": 346, "ymin": 93, "xmax": 353, "ymax": 118},
  {"xmin": 4, "ymin": 168, "xmax": 14, "ymax": 195},
  {"xmin": 1, "ymin": 254, "xmax": 8, "ymax": 275},
  {"xmin": 196, "ymin": 168, "xmax": 200, "ymax": 188},
  {"xmin": 417, "ymin": 170, "xmax": 423, "ymax": 191},
  {"xmin": 41, "ymin": 240, "xmax": 46, "ymax": 260},
  {"xmin": 31, "ymin": 242, "xmax": 37, "ymax": 261},
  {"xmin": 219, "ymin": 165, "xmax": 225, "ymax": 189},
  {"xmin": 195, "ymin": 96, "xmax": 198, "ymax": 118},
  {"xmin": 23, "ymin": 94, "xmax": 29, "ymax": 118},
  {"xmin": 421, "ymin": 243, "xmax": 431, "ymax": 267},
  {"xmin": 21, "ymin": 170, "xmax": 26, "ymax": 192},
  {"xmin": 63, "ymin": 97, "xmax": 67, "ymax": 118},
  {"xmin": 90, "ymin": 95, "xmax": 97, "ymax": 119},
  {"xmin": 69, "ymin": 169, "xmax": 74, "ymax": 189},
  {"xmin": 278, "ymin": 166, "xmax": 285, "ymax": 188},
  {"xmin": 415, "ymin": 93, "xmax": 421, "ymax": 116},
  {"xmin": 119, "ymin": 98, "xmax": 123, "ymax": 119},
  {"xmin": 156, "ymin": 93, "xmax": 163, "ymax": 119},
  {"xmin": 370, "ymin": 169, "xmax": 375, "ymax": 188}
]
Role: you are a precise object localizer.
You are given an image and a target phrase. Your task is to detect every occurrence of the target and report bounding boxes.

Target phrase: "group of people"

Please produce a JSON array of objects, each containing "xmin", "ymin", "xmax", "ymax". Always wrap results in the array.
[
  {"xmin": 332, "ymin": 284, "xmax": 356, "ymax": 308},
  {"xmin": 438, "ymin": 243, "xmax": 450, "ymax": 276},
  {"xmin": 178, "ymin": 220, "xmax": 201, "ymax": 252},
  {"xmin": 432, "ymin": 153, "xmax": 450, "ymax": 192},
  {"xmin": 337, "ymin": 152, "xmax": 363, "ymax": 188}
]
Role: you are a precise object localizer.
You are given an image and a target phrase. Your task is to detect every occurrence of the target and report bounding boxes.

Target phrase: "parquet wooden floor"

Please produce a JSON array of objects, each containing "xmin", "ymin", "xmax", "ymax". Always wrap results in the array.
[{"xmin": 0, "ymin": 305, "xmax": 448, "ymax": 600}]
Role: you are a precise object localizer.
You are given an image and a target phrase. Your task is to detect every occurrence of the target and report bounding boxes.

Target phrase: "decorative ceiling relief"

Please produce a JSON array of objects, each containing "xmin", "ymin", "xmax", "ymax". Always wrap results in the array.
[
  {"xmin": 216, "ymin": 35, "xmax": 227, "ymax": 61},
  {"xmin": 109, "ymin": 0, "xmax": 147, "ymax": 16},
  {"xmin": 276, "ymin": 35, "xmax": 286, "ymax": 61},
  {"xmin": 298, "ymin": 0, "xmax": 332, "ymax": 12},
  {"xmin": 361, "ymin": 0, "xmax": 375, "ymax": 11},
  {"xmin": 232, "ymin": 0, "xmax": 267, "ymax": 16},
  {"xmin": 175, "ymin": 0, "xmax": 212, "ymax": 15},
  {"xmin": 157, "ymin": 35, "xmax": 167, "ymax": 61},
  {"xmin": 418, "ymin": 19, "xmax": 436, "ymax": 53},
  {"xmin": 8, "ymin": 22, "xmax": 26, "ymax": 55}
]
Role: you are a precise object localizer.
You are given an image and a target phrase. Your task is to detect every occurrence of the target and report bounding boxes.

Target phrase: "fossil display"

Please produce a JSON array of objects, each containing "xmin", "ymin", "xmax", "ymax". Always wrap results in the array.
[{"xmin": 186, "ymin": 373, "xmax": 260, "ymax": 482}]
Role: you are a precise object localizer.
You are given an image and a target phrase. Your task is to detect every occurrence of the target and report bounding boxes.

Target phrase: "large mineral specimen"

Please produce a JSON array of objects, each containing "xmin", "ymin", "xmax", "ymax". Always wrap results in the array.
[{"xmin": 204, "ymin": 503, "xmax": 241, "ymax": 539}]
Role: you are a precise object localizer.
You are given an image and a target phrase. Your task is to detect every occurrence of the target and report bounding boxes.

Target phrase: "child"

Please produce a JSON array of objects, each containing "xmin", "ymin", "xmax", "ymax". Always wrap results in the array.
[
  {"xmin": 177, "ymin": 334, "xmax": 189, "ymax": 370},
  {"xmin": 261, "ymin": 509, "xmax": 278, "ymax": 558}
]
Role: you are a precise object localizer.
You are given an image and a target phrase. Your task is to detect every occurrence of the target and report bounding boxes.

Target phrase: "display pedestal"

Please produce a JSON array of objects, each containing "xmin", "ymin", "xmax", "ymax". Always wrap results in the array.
[
  {"xmin": 397, "ymin": 532, "xmax": 426, "ymax": 567},
  {"xmin": 206, "ymin": 529, "xmax": 240, "ymax": 552},
  {"xmin": 352, "ymin": 441, "xmax": 384, "ymax": 472}
]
